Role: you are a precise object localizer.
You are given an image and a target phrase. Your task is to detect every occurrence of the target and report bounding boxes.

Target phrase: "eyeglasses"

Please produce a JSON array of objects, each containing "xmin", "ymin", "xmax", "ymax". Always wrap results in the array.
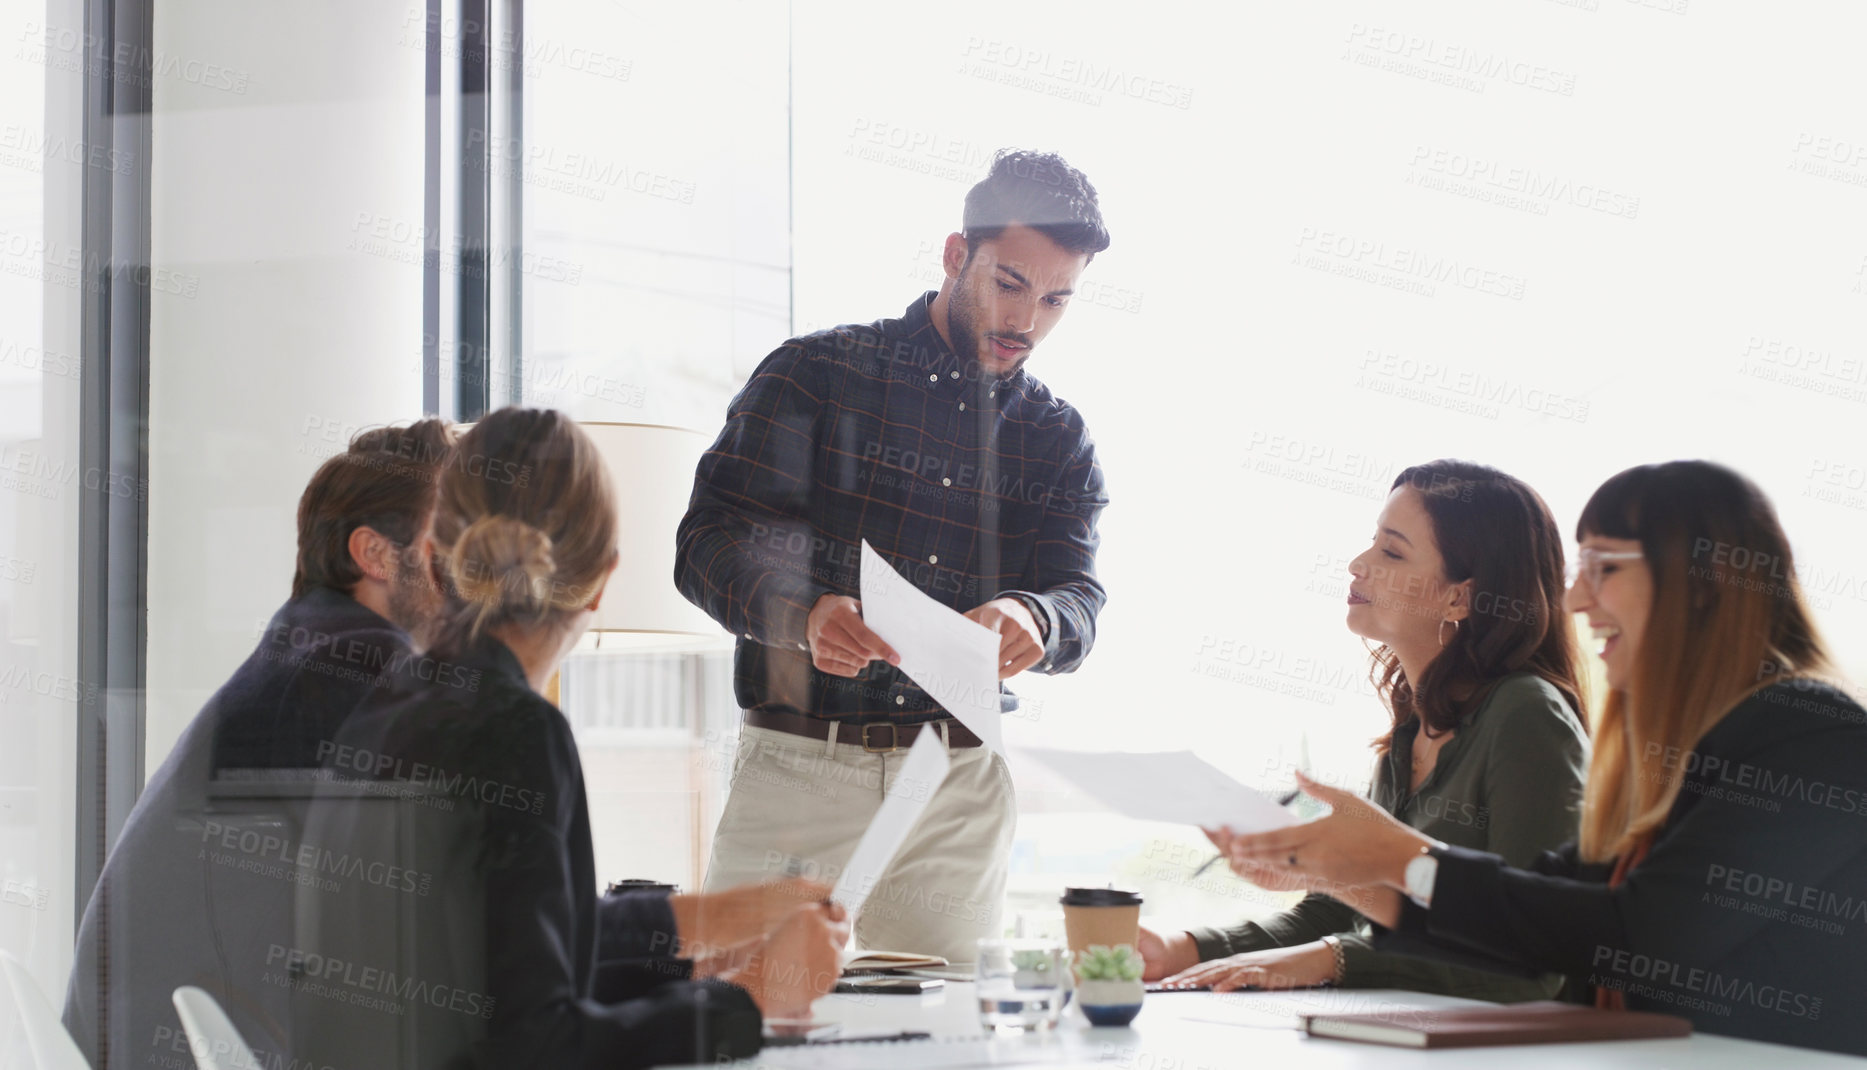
[{"xmin": 1565, "ymin": 549, "xmax": 1643, "ymax": 590}]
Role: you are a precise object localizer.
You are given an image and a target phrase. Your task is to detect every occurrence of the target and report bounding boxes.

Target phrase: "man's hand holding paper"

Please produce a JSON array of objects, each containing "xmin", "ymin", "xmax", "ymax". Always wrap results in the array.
[
  {"xmin": 858, "ymin": 540, "xmax": 1004, "ymax": 755},
  {"xmin": 964, "ymin": 598, "xmax": 1045, "ymax": 679}
]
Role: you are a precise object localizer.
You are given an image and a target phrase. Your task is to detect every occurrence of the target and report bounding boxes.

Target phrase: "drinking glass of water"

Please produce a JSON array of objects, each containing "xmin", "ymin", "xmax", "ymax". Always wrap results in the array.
[{"xmin": 975, "ymin": 939, "xmax": 1069, "ymax": 1032}]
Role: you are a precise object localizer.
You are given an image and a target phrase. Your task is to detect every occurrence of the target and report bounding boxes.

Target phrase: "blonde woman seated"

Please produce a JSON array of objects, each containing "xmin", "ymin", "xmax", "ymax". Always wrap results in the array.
[{"xmin": 305, "ymin": 408, "xmax": 845, "ymax": 1068}]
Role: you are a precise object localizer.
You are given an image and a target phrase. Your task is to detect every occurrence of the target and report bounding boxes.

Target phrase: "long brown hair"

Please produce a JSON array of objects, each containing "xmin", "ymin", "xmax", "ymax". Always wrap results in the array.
[
  {"xmin": 1576, "ymin": 461, "xmax": 1831, "ymax": 862},
  {"xmin": 1371, "ymin": 460, "xmax": 1586, "ymax": 751},
  {"xmin": 429, "ymin": 408, "xmax": 617, "ymax": 654}
]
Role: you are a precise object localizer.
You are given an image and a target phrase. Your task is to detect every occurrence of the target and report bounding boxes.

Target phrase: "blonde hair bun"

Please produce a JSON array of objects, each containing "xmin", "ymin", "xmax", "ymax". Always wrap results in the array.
[
  {"xmin": 428, "ymin": 408, "xmax": 618, "ymax": 649},
  {"xmin": 450, "ymin": 514, "xmax": 557, "ymax": 620}
]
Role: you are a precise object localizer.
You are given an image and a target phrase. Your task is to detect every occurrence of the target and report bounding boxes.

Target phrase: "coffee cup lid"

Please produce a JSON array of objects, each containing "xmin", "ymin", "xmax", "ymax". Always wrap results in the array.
[
  {"xmin": 607, "ymin": 879, "xmax": 678, "ymax": 896},
  {"xmin": 1059, "ymin": 887, "xmax": 1143, "ymax": 907}
]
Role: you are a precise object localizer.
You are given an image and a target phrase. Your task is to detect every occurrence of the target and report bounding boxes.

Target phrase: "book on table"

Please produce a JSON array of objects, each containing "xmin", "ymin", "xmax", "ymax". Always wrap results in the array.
[
  {"xmin": 1304, "ymin": 1001, "xmax": 1692, "ymax": 1049},
  {"xmin": 840, "ymin": 949, "xmax": 949, "ymax": 974}
]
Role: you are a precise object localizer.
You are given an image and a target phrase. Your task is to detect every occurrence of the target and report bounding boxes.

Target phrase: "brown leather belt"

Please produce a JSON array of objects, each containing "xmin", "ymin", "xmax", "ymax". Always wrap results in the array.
[{"xmin": 742, "ymin": 708, "xmax": 983, "ymax": 752}]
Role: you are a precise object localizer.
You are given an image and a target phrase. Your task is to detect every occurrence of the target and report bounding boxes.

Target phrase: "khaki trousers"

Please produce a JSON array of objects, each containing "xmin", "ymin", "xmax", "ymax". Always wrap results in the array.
[{"xmin": 702, "ymin": 722, "xmax": 1016, "ymax": 963}]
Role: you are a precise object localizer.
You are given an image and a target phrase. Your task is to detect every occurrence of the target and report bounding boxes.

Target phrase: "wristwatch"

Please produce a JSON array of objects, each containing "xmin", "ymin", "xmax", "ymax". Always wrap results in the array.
[
  {"xmin": 1319, "ymin": 934, "xmax": 1347, "ymax": 984},
  {"xmin": 1403, "ymin": 843, "xmax": 1444, "ymax": 908}
]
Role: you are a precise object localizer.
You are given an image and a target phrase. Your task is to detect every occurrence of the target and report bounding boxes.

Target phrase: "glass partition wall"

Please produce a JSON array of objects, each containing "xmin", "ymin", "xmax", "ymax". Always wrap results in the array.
[{"xmin": 3, "ymin": 1, "xmax": 1866, "ymax": 1040}]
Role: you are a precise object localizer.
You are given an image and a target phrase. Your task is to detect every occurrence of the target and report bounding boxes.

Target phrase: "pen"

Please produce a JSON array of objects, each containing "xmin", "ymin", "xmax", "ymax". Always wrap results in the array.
[{"xmin": 1190, "ymin": 787, "xmax": 1303, "ymax": 879}]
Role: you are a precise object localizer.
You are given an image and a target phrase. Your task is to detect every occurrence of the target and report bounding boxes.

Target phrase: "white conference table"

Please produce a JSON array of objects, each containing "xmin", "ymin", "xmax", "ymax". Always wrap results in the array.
[{"xmin": 695, "ymin": 982, "xmax": 1865, "ymax": 1069}]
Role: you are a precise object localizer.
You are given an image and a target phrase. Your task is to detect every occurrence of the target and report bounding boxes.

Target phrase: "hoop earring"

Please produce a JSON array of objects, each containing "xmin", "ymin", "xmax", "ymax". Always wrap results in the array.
[{"xmin": 1438, "ymin": 618, "xmax": 1459, "ymax": 648}]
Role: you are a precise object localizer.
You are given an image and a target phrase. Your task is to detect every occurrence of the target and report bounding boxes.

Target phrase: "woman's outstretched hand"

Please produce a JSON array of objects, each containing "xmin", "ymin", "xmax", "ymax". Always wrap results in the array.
[{"xmin": 1221, "ymin": 772, "xmax": 1434, "ymax": 891}]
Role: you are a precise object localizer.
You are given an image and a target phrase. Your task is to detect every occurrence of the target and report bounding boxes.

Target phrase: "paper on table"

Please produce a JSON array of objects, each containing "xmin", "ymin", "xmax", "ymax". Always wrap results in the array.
[
  {"xmin": 831, "ymin": 729, "xmax": 953, "ymax": 925},
  {"xmin": 1018, "ymin": 748, "xmax": 1299, "ymax": 834},
  {"xmin": 755, "ymin": 1036, "xmax": 1056, "ymax": 1069},
  {"xmin": 858, "ymin": 540, "xmax": 1003, "ymax": 755}
]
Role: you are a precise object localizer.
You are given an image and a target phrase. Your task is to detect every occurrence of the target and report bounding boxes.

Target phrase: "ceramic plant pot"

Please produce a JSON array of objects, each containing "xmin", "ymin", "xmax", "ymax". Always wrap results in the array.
[{"xmin": 1076, "ymin": 978, "xmax": 1144, "ymax": 1026}]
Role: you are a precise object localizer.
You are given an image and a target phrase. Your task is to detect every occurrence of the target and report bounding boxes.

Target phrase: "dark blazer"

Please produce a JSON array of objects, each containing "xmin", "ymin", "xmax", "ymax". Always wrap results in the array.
[
  {"xmin": 1376, "ymin": 680, "xmax": 1867, "ymax": 1055},
  {"xmin": 302, "ymin": 635, "xmax": 761, "ymax": 1068},
  {"xmin": 63, "ymin": 587, "xmax": 413, "ymax": 1069}
]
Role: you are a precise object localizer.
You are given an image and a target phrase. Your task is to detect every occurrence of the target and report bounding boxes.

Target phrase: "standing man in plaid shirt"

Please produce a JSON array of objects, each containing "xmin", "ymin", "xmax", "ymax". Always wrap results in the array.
[{"xmin": 675, "ymin": 149, "xmax": 1111, "ymax": 960}]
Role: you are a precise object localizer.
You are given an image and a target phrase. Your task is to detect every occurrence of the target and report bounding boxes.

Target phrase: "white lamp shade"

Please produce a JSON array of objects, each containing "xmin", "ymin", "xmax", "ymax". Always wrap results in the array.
[{"xmin": 582, "ymin": 421, "xmax": 725, "ymax": 638}]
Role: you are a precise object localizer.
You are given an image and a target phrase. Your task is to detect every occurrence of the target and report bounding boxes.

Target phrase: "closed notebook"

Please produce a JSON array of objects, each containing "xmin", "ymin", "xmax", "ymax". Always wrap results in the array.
[
  {"xmin": 1304, "ymin": 1001, "xmax": 1692, "ymax": 1049},
  {"xmin": 840, "ymin": 949, "xmax": 949, "ymax": 974}
]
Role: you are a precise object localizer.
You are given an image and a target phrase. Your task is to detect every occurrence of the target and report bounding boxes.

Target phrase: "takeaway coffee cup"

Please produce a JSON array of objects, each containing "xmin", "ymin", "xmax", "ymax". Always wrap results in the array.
[
  {"xmin": 1059, "ymin": 887, "xmax": 1143, "ymax": 959},
  {"xmin": 605, "ymin": 879, "xmax": 678, "ymax": 897}
]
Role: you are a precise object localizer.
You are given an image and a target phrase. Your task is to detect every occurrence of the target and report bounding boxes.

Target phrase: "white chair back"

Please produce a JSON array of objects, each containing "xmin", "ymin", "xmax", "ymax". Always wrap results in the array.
[
  {"xmin": 0, "ymin": 950, "xmax": 91, "ymax": 1070},
  {"xmin": 170, "ymin": 987, "xmax": 257, "ymax": 1070}
]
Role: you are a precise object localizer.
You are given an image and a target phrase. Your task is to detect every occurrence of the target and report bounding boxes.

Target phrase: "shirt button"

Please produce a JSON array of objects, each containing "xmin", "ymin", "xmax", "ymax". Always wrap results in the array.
[
  {"xmin": 950, "ymin": 370, "xmax": 960, "ymax": 379},
  {"xmin": 958, "ymin": 402, "xmax": 966, "ymax": 411},
  {"xmin": 895, "ymin": 695, "xmax": 906, "ymax": 706},
  {"xmin": 942, "ymin": 478, "xmax": 951, "ymax": 486},
  {"xmin": 988, "ymin": 390, "xmax": 996, "ymax": 399},
  {"xmin": 928, "ymin": 555, "xmax": 938, "ymax": 564},
  {"xmin": 928, "ymin": 373, "xmax": 938, "ymax": 382}
]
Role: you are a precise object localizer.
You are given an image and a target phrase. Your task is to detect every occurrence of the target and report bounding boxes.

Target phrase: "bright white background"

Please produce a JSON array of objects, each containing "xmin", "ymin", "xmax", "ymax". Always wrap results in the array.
[
  {"xmin": 784, "ymin": 0, "xmax": 1867, "ymax": 926},
  {"xmin": 518, "ymin": 0, "xmax": 1867, "ymax": 931}
]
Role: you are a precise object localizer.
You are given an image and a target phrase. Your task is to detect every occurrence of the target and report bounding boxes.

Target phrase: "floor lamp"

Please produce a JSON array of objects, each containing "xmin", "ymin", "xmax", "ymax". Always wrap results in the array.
[{"xmin": 567, "ymin": 421, "xmax": 732, "ymax": 890}]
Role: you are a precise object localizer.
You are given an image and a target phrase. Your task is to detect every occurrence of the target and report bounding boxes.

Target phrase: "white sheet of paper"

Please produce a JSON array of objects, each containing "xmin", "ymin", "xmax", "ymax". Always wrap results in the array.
[
  {"xmin": 756, "ymin": 1036, "xmax": 1055, "ymax": 1070},
  {"xmin": 858, "ymin": 540, "xmax": 1003, "ymax": 755},
  {"xmin": 831, "ymin": 729, "xmax": 953, "ymax": 925},
  {"xmin": 1018, "ymin": 748, "xmax": 1299, "ymax": 834}
]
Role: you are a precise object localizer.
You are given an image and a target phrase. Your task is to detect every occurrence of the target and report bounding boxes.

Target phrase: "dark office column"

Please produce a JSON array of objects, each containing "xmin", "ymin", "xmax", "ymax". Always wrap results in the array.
[
  {"xmin": 74, "ymin": 0, "xmax": 154, "ymax": 1063},
  {"xmin": 422, "ymin": 0, "xmax": 443, "ymax": 416},
  {"xmin": 455, "ymin": 0, "xmax": 490, "ymax": 420},
  {"xmin": 500, "ymin": 0, "xmax": 523, "ymax": 406},
  {"xmin": 75, "ymin": 0, "xmax": 152, "ymax": 913}
]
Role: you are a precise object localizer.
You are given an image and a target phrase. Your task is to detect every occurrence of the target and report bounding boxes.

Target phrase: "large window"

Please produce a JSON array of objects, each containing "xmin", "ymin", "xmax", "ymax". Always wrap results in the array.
[
  {"xmin": 0, "ymin": 0, "xmax": 432, "ymax": 1017},
  {"xmin": 788, "ymin": 2, "xmax": 1867, "ymax": 932},
  {"xmin": 519, "ymin": 1, "xmax": 791, "ymax": 887},
  {"xmin": 520, "ymin": 2, "xmax": 790, "ymax": 428}
]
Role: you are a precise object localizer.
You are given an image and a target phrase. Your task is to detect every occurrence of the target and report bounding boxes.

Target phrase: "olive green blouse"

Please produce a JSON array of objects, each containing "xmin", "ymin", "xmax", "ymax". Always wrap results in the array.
[{"xmin": 1187, "ymin": 672, "xmax": 1589, "ymax": 1001}]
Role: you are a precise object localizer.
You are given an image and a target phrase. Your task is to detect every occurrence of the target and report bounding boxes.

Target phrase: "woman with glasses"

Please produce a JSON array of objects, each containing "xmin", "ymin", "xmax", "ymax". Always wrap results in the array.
[
  {"xmin": 1139, "ymin": 460, "xmax": 1589, "ymax": 999},
  {"xmin": 1220, "ymin": 461, "xmax": 1867, "ymax": 1055}
]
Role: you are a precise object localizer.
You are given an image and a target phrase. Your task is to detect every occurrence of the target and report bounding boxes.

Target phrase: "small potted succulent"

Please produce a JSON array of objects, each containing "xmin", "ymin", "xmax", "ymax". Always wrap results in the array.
[
  {"xmin": 1074, "ymin": 943, "xmax": 1145, "ymax": 1026},
  {"xmin": 1010, "ymin": 948, "xmax": 1059, "ymax": 990}
]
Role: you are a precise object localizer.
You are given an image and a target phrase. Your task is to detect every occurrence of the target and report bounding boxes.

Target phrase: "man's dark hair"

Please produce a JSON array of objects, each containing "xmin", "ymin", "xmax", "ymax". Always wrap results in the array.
[
  {"xmin": 292, "ymin": 418, "xmax": 456, "ymax": 599},
  {"xmin": 962, "ymin": 148, "xmax": 1110, "ymax": 259}
]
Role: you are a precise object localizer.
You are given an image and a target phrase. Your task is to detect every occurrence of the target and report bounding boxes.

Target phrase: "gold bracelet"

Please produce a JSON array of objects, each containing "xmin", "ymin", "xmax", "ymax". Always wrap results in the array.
[{"xmin": 1319, "ymin": 934, "xmax": 1347, "ymax": 985}]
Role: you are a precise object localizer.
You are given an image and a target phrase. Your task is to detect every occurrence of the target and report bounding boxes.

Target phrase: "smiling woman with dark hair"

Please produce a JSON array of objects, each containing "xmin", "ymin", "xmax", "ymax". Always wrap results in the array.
[
  {"xmin": 1141, "ymin": 460, "xmax": 1589, "ymax": 999},
  {"xmin": 1221, "ymin": 460, "xmax": 1867, "ymax": 1055}
]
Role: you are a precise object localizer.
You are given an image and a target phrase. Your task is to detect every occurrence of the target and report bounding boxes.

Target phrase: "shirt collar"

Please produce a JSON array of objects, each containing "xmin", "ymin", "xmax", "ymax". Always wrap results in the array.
[
  {"xmin": 1395, "ymin": 679, "xmax": 1509, "ymax": 754},
  {"xmin": 472, "ymin": 634, "xmax": 531, "ymax": 690},
  {"xmin": 417, "ymin": 631, "xmax": 532, "ymax": 696},
  {"xmin": 902, "ymin": 290, "xmax": 1028, "ymax": 393},
  {"xmin": 294, "ymin": 584, "xmax": 401, "ymax": 634}
]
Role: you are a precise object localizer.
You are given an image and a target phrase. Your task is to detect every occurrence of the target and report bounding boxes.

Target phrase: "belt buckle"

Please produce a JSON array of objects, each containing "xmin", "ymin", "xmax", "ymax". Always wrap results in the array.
[{"xmin": 860, "ymin": 722, "xmax": 900, "ymax": 753}]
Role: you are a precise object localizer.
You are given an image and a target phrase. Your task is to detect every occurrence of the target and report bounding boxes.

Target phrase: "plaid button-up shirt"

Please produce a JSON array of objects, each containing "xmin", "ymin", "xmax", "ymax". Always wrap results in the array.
[{"xmin": 675, "ymin": 292, "xmax": 1109, "ymax": 724}]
